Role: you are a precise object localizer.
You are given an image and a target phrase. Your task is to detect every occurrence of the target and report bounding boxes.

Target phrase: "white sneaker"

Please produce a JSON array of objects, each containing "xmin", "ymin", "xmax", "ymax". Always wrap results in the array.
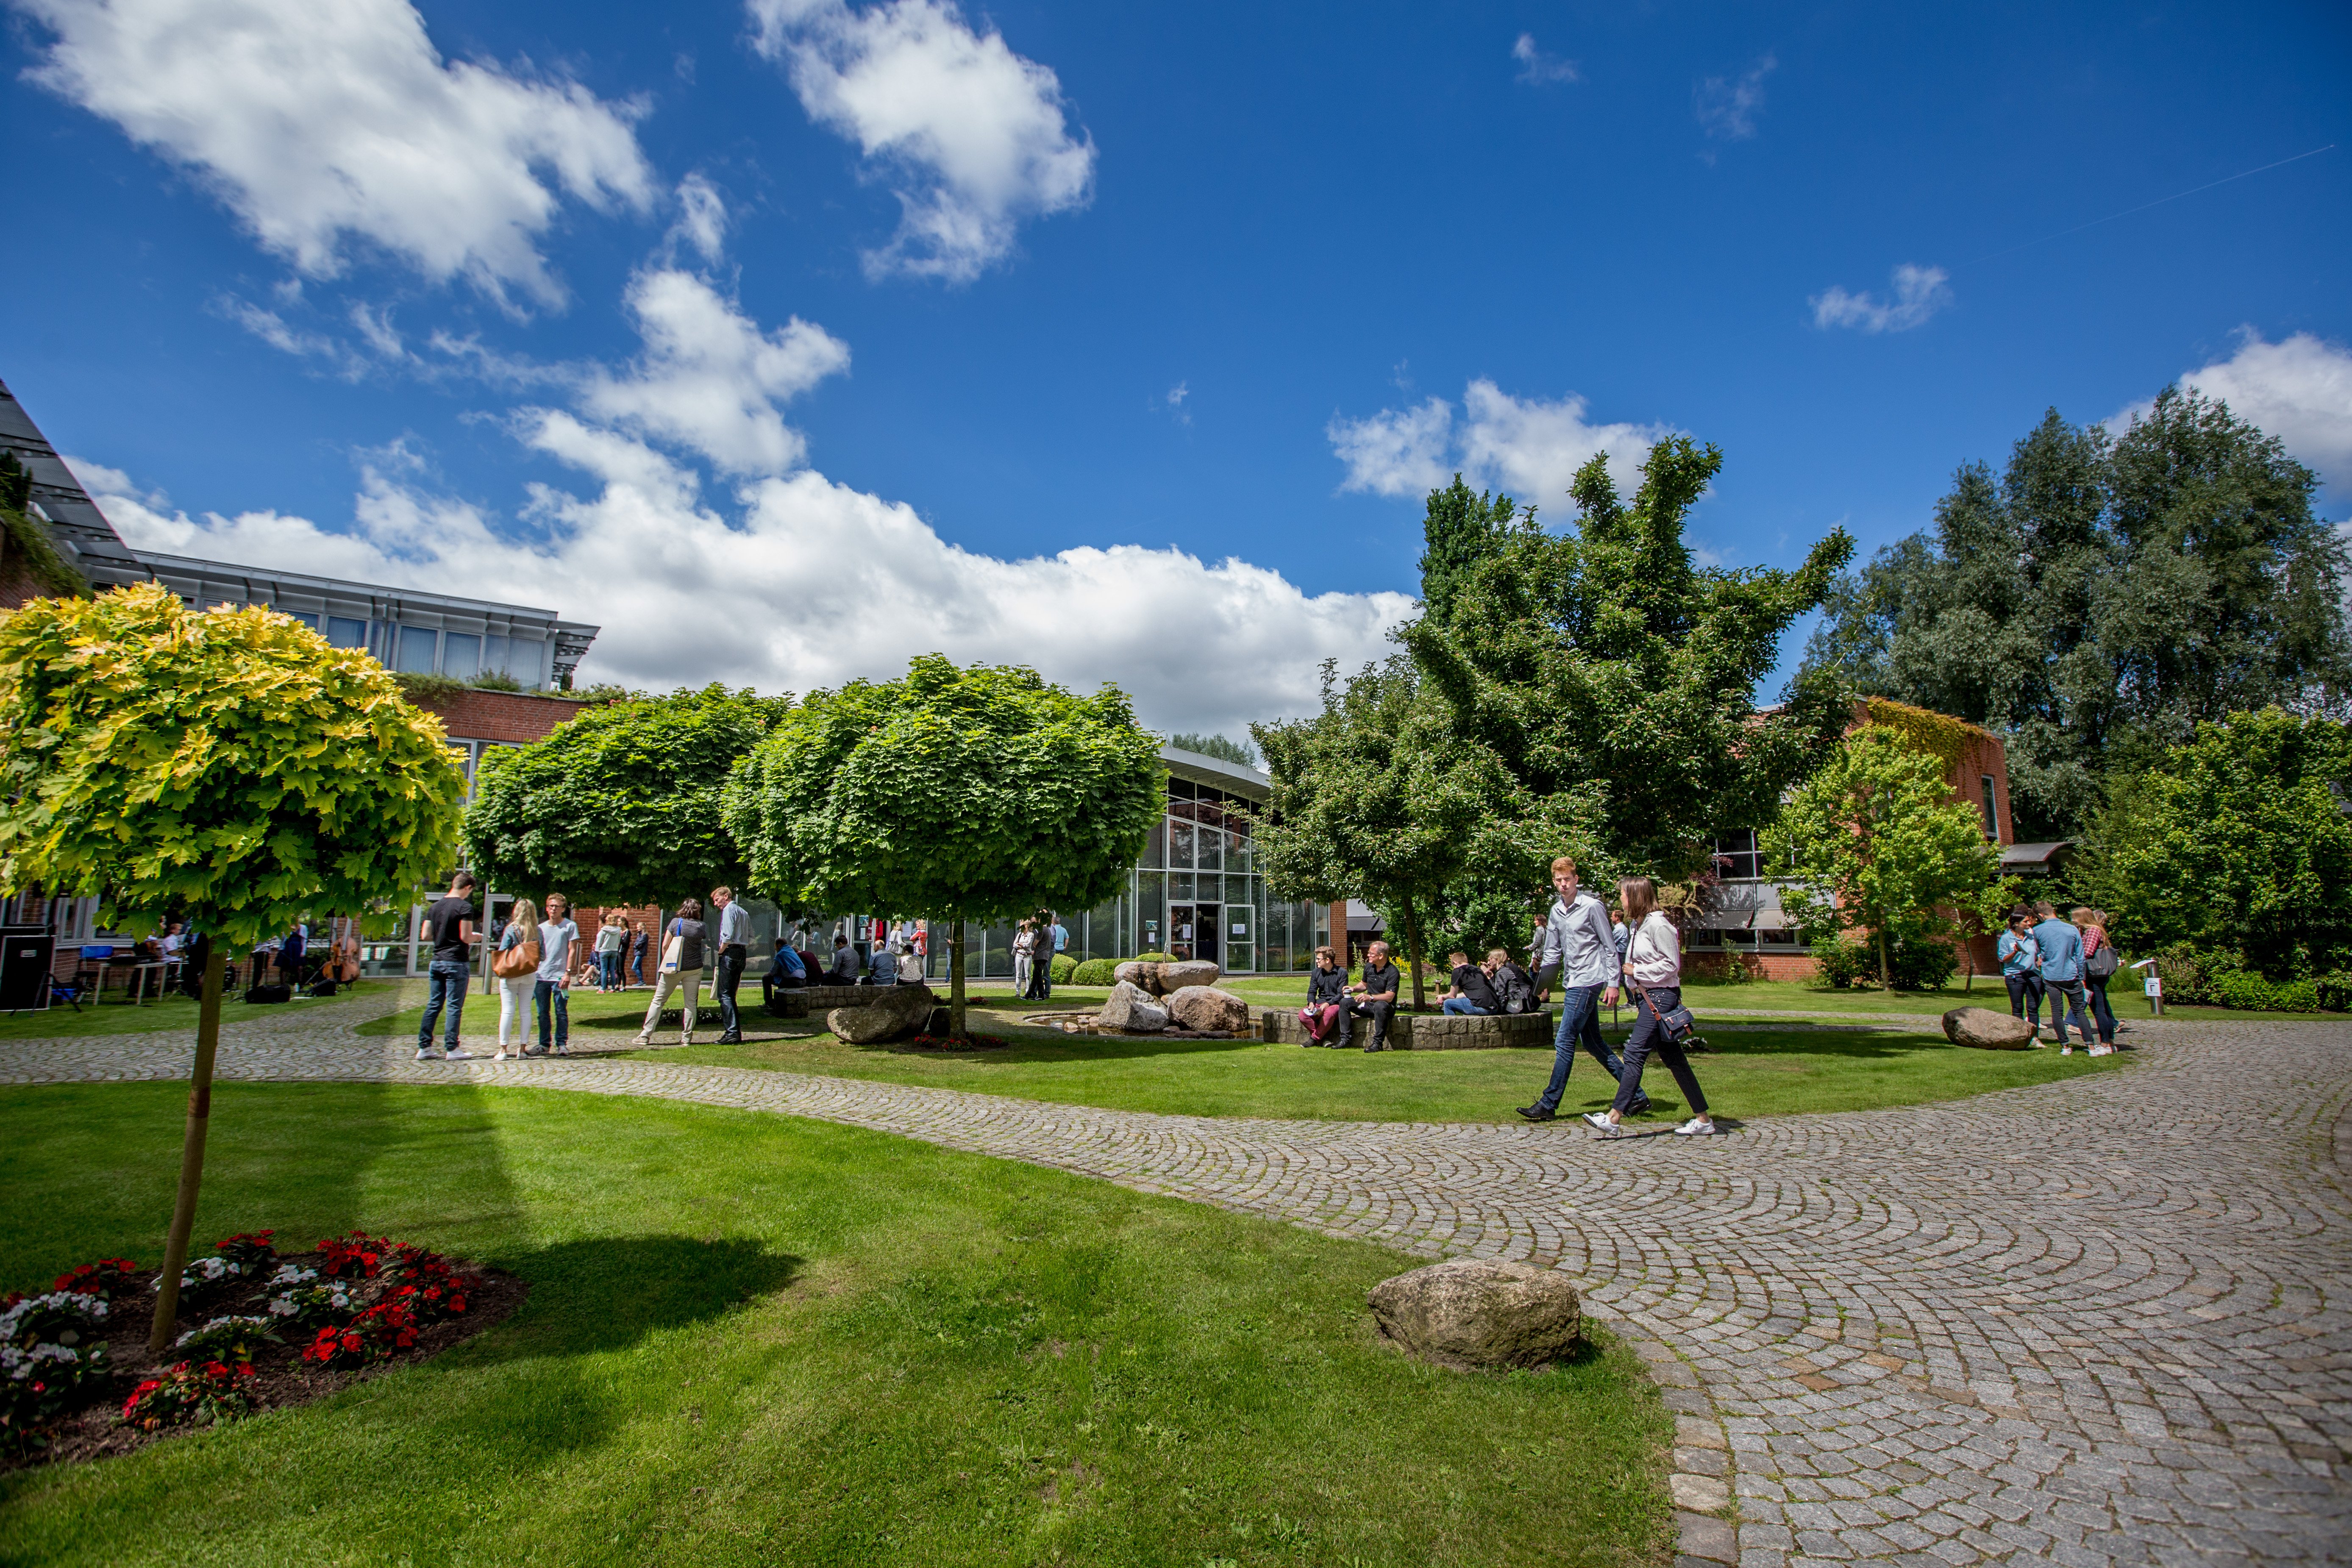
[
  {"xmin": 493, "ymin": 1050, "xmax": 510, "ymax": 1061},
  {"xmin": 2089, "ymin": 1044, "xmax": 2114, "ymax": 1056},
  {"xmin": 2061, "ymin": 1045, "xmax": 2073, "ymax": 1055},
  {"xmin": 414, "ymin": 1047, "xmax": 442, "ymax": 1062},
  {"xmin": 1672, "ymin": 1118, "xmax": 1718, "ymax": 1136},
  {"xmin": 632, "ymin": 1034, "xmax": 652, "ymax": 1047},
  {"xmin": 445, "ymin": 1048, "xmax": 479, "ymax": 1061},
  {"xmin": 1581, "ymin": 1112, "xmax": 1619, "ymax": 1134}
]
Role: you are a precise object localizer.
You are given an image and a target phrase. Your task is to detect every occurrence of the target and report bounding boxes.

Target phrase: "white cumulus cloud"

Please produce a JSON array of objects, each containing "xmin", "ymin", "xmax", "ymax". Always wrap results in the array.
[
  {"xmin": 667, "ymin": 175, "xmax": 730, "ymax": 266},
  {"xmin": 2110, "ymin": 329, "xmax": 2352, "ymax": 493},
  {"xmin": 578, "ymin": 269, "xmax": 851, "ymax": 475},
  {"xmin": 74, "ymin": 432, "xmax": 1412, "ymax": 739},
  {"xmin": 1810, "ymin": 264, "xmax": 1953, "ymax": 334},
  {"xmin": 21, "ymin": 0, "xmax": 655, "ymax": 306},
  {"xmin": 1329, "ymin": 380, "xmax": 1679, "ymax": 505},
  {"xmin": 748, "ymin": 0, "xmax": 1095, "ymax": 283}
]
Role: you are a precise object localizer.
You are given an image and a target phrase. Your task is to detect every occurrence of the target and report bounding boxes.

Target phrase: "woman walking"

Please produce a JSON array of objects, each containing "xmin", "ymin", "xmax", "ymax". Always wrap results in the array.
[
  {"xmin": 2073, "ymin": 907, "xmax": 2121, "ymax": 1053},
  {"xmin": 1584, "ymin": 876, "xmax": 1715, "ymax": 1137},
  {"xmin": 492, "ymin": 897, "xmax": 540, "ymax": 1061},
  {"xmin": 634, "ymin": 899, "xmax": 707, "ymax": 1046},
  {"xmin": 1997, "ymin": 907, "xmax": 2042, "ymax": 1034}
]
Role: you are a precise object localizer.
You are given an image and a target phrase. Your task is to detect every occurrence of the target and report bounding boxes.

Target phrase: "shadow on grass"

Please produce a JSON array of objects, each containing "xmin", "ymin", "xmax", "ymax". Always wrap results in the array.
[{"xmin": 481, "ymin": 1234, "xmax": 803, "ymax": 1358}]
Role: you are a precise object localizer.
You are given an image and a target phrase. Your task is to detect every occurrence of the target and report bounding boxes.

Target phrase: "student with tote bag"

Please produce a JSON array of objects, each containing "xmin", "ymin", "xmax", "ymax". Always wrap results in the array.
[
  {"xmin": 490, "ymin": 898, "xmax": 541, "ymax": 1061},
  {"xmin": 634, "ymin": 898, "xmax": 708, "ymax": 1047}
]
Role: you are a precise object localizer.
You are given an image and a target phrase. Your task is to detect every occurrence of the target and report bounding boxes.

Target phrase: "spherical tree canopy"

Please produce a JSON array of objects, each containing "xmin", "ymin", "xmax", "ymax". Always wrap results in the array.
[
  {"xmin": 0, "ymin": 583, "xmax": 466, "ymax": 945},
  {"xmin": 463, "ymin": 684, "xmax": 789, "ymax": 909},
  {"xmin": 724, "ymin": 654, "xmax": 1162, "ymax": 923}
]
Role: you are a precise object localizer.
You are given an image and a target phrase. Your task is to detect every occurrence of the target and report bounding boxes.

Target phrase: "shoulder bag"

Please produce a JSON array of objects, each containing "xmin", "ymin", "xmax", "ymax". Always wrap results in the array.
[
  {"xmin": 2084, "ymin": 931, "xmax": 2121, "ymax": 979},
  {"xmin": 492, "ymin": 932, "xmax": 540, "ymax": 980},
  {"xmin": 660, "ymin": 922, "xmax": 685, "ymax": 973}
]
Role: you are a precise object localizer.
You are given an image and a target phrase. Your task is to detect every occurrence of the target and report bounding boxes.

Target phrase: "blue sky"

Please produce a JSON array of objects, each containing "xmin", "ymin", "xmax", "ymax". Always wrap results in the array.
[{"xmin": 4, "ymin": 0, "xmax": 2348, "ymax": 737}]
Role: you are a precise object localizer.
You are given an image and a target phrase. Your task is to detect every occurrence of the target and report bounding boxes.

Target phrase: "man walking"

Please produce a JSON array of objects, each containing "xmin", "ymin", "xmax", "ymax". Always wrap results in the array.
[
  {"xmin": 415, "ymin": 872, "xmax": 481, "ymax": 1062},
  {"xmin": 2032, "ymin": 901, "xmax": 2101, "ymax": 1053},
  {"xmin": 1337, "ymin": 939, "xmax": 1403, "ymax": 1051},
  {"xmin": 1518, "ymin": 856, "xmax": 1645, "ymax": 1122},
  {"xmin": 711, "ymin": 886, "xmax": 751, "ymax": 1043}
]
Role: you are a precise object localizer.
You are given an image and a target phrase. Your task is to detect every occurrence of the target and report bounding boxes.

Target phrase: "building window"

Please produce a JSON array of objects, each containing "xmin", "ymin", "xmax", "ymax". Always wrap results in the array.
[
  {"xmin": 1980, "ymin": 775, "xmax": 1999, "ymax": 839},
  {"xmin": 326, "ymin": 616, "xmax": 367, "ymax": 648},
  {"xmin": 1710, "ymin": 829, "xmax": 1762, "ymax": 881},
  {"xmin": 442, "ymin": 632, "xmax": 481, "ymax": 678},
  {"xmin": 396, "ymin": 625, "xmax": 439, "ymax": 673},
  {"xmin": 279, "ymin": 609, "xmax": 320, "ymax": 631}
]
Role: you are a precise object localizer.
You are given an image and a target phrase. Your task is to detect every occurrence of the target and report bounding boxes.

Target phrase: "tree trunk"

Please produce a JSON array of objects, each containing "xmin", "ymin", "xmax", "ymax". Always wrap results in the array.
[
  {"xmin": 1403, "ymin": 896, "xmax": 1426, "ymax": 1011},
  {"xmin": 149, "ymin": 946, "xmax": 225, "ymax": 1356},
  {"xmin": 1877, "ymin": 926, "xmax": 1892, "ymax": 991},
  {"xmin": 949, "ymin": 917, "xmax": 967, "ymax": 1040}
]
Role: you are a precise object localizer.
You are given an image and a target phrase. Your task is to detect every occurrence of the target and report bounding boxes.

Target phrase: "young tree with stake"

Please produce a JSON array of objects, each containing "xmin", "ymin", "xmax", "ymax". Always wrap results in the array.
[{"xmin": 0, "ymin": 585, "xmax": 464, "ymax": 1354}]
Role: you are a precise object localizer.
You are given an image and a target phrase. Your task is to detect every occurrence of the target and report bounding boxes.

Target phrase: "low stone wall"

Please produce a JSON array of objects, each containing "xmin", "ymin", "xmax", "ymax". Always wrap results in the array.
[
  {"xmin": 766, "ymin": 983, "xmax": 921, "ymax": 1017},
  {"xmin": 1260, "ymin": 1008, "xmax": 1554, "ymax": 1050}
]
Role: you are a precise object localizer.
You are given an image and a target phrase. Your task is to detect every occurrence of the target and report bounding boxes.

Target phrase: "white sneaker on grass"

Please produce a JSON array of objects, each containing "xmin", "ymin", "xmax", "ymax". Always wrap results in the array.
[
  {"xmin": 1672, "ymin": 1118, "xmax": 1718, "ymax": 1136},
  {"xmin": 444, "ymin": 1048, "xmax": 479, "ymax": 1061}
]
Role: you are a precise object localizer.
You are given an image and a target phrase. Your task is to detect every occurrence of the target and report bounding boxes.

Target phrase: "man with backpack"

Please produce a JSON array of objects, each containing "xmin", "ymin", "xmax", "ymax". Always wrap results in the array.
[{"xmin": 1488, "ymin": 948, "xmax": 1536, "ymax": 1015}]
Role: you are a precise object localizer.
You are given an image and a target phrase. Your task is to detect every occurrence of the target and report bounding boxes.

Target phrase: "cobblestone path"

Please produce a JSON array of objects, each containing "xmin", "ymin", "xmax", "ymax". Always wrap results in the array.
[{"xmin": 4, "ymin": 999, "xmax": 2346, "ymax": 1567}]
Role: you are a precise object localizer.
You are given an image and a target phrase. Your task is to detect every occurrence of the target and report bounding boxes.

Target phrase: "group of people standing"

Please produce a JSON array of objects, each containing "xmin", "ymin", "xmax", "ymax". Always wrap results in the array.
[
  {"xmin": 1998, "ymin": 901, "xmax": 2123, "ymax": 1054},
  {"xmin": 1014, "ymin": 914, "xmax": 1066, "ymax": 1001}
]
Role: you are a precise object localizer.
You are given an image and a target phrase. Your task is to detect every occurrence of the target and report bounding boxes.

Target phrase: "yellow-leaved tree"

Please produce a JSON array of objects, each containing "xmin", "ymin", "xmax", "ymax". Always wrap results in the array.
[{"xmin": 0, "ymin": 584, "xmax": 466, "ymax": 1352}]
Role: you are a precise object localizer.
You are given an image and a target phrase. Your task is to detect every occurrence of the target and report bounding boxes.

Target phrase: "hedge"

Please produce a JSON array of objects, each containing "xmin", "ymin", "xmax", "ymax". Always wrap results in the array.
[{"xmin": 1070, "ymin": 952, "xmax": 1176, "ymax": 988}]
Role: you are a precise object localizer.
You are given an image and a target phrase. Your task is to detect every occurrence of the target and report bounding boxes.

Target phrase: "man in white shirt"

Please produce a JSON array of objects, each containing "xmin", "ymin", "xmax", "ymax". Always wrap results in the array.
[
  {"xmin": 1518, "ymin": 855, "xmax": 1645, "ymax": 1123},
  {"xmin": 711, "ymin": 886, "xmax": 753, "ymax": 1043}
]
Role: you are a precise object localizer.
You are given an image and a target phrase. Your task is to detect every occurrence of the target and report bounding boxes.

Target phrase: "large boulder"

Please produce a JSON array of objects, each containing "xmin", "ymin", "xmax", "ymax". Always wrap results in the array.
[
  {"xmin": 1113, "ymin": 960, "xmax": 1154, "ymax": 992},
  {"xmin": 1942, "ymin": 1006, "xmax": 2040, "ymax": 1050},
  {"xmin": 826, "ymin": 984, "xmax": 937, "ymax": 1044},
  {"xmin": 1165, "ymin": 985, "xmax": 1249, "ymax": 1033},
  {"xmin": 1366, "ymin": 1260, "xmax": 1583, "ymax": 1372},
  {"xmin": 1098, "ymin": 980, "xmax": 1170, "ymax": 1033},
  {"xmin": 1157, "ymin": 959, "xmax": 1221, "ymax": 992}
]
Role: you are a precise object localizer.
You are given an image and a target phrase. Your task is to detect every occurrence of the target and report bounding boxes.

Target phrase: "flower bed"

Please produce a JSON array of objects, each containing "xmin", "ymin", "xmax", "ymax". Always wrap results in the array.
[{"xmin": 2, "ymin": 1230, "xmax": 525, "ymax": 1471}]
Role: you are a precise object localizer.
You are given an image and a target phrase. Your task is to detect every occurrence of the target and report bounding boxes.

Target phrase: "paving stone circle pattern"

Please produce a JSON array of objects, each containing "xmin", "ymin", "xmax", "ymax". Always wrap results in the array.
[{"xmin": 5, "ymin": 987, "xmax": 2346, "ymax": 1566}]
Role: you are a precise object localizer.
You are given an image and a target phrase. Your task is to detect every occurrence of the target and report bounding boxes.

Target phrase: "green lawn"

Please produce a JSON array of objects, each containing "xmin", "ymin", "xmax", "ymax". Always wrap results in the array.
[
  {"xmin": 0, "ymin": 978, "xmax": 412, "ymax": 1040},
  {"xmin": 0, "ymin": 1082, "xmax": 1669, "ymax": 1568}
]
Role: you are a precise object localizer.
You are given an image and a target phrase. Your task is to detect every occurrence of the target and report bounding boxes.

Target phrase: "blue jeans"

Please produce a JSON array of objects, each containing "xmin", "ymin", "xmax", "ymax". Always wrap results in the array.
[
  {"xmin": 1534, "ymin": 985, "xmax": 1629, "ymax": 1113},
  {"xmin": 2045, "ymin": 978, "xmax": 2094, "ymax": 1045},
  {"xmin": 534, "ymin": 979, "xmax": 568, "ymax": 1051},
  {"xmin": 1442, "ymin": 996, "xmax": 1491, "ymax": 1015},
  {"xmin": 417, "ymin": 959, "xmax": 467, "ymax": 1051},
  {"xmin": 1612, "ymin": 987, "xmax": 1708, "ymax": 1116}
]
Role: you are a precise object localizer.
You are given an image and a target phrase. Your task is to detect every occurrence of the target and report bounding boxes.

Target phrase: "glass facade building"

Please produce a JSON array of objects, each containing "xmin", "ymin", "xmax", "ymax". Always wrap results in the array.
[{"xmin": 934, "ymin": 745, "xmax": 1330, "ymax": 980}]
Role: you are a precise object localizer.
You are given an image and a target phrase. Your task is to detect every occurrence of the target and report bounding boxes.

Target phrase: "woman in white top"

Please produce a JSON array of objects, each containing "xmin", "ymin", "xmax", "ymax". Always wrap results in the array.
[
  {"xmin": 493, "ymin": 897, "xmax": 540, "ymax": 1061},
  {"xmin": 1585, "ymin": 876, "xmax": 1715, "ymax": 1137}
]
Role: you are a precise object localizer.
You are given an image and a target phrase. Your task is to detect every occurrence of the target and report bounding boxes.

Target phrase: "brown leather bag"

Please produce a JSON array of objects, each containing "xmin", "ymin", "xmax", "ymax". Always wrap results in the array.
[{"xmin": 491, "ymin": 933, "xmax": 540, "ymax": 980}]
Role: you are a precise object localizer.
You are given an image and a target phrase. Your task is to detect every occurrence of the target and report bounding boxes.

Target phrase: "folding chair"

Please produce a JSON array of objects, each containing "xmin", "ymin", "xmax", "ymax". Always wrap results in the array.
[
  {"xmin": 46, "ymin": 972, "xmax": 85, "ymax": 1012},
  {"xmin": 73, "ymin": 944, "xmax": 113, "ymax": 1003}
]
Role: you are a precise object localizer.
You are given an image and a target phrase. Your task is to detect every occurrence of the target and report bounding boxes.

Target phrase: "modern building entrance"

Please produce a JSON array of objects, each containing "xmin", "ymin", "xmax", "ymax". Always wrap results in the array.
[{"xmin": 1169, "ymin": 901, "xmax": 1220, "ymax": 967}]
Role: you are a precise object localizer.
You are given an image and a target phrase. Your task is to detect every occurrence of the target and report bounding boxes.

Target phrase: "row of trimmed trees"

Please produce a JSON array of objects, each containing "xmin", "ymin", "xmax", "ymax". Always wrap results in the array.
[{"xmin": 0, "ymin": 589, "xmax": 1161, "ymax": 1356}]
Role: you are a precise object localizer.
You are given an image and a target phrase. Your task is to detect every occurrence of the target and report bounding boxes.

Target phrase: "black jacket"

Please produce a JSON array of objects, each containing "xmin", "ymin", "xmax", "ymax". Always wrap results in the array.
[
  {"xmin": 1492, "ymin": 962, "xmax": 1535, "ymax": 1015},
  {"xmin": 1306, "ymin": 966, "xmax": 1348, "ymax": 1006}
]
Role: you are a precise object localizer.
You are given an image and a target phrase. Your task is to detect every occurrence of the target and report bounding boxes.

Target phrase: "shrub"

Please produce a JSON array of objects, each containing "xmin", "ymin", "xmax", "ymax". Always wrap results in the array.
[
  {"xmin": 175, "ymin": 1315, "xmax": 279, "ymax": 1362},
  {"xmin": 2152, "ymin": 944, "xmax": 2335, "ymax": 1012},
  {"xmin": 1807, "ymin": 935, "xmax": 1956, "ymax": 990},
  {"xmin": 1071, "ymin": 958, "xmax": 1118, "ymax": 987},
  {"xmin": 1050, "ymin": 952, "xmax": 1076, "ymax": 983},
  {"xmin": 1809, "ymin": 938, "xmax": 1871, "ymax": 989},
  {"xmin": 119, "ymin": 1359, "xmax": 256, "ymax": 1430}
]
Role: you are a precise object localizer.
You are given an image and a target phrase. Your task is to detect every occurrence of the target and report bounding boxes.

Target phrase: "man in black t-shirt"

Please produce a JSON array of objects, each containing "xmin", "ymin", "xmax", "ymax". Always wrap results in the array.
[
  {"xmin": 1441, "ymin": 949, "xmax": 1501, "ymax": 1015},
  {"xmin": 415, "ymin": 872, "xmax": 481, "ymax": 1062},
  {"xmin": 1337, "ymin": 940, "xmax": 1402, "ymax": 1051}
]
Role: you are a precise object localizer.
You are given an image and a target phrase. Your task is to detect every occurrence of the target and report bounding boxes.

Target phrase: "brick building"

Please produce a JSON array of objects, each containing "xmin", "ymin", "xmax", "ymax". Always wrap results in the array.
[{"xmin": 1688, "ymin": 698, "xmax": 2015, "ymax": 981}]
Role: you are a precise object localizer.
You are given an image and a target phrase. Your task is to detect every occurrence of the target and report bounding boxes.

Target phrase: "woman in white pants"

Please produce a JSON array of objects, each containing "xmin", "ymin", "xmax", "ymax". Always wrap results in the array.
[
  {"xmin": 494, "ymin": 898, "xmax": 540, "ymax": 1061},
  {"xmin": 634, "ymin": 898, "xmax": 707, "ymax": 1046}
]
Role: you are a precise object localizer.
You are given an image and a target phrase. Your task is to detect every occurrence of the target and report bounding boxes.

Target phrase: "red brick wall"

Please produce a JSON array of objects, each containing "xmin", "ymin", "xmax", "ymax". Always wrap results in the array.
[
  {"xmin": 410, "ymin": 688, "xmax": 591, "ymax": 746},
  {"xmin": 0, "ymin": 549, "xmax": 51, "ymax": 611}
]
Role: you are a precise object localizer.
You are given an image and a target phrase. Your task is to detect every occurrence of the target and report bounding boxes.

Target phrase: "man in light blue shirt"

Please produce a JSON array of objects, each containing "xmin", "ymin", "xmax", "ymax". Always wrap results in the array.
[
  {"xmin": 2031, "ymin": 901, "xmax": 2096, "ymax": 1049},
  {"xmin": 711, "ymin": 886, "xmax": 754, "ymax": 1043},
  {"xmin": 1518, "ymin": 856, "xmax": 1644, "ymax": 1123},
  {"xmin": 534, "ymin": 893, "xmax": 579, "ymax": 1056}
]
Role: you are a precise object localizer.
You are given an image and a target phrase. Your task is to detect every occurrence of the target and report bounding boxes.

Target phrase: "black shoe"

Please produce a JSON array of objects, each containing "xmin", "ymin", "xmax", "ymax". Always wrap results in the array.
[
  {"xmin": 1516, "ymin": 1104, "xmax": 1556, "ymax": 1123},
  {"xmin": 1629, "ymin": 1095, "xmax": 1652, "ymax": 1115},
  {"xmin": 717, "ymin": 1032, "xmax": 744, "ymax": 1044}
]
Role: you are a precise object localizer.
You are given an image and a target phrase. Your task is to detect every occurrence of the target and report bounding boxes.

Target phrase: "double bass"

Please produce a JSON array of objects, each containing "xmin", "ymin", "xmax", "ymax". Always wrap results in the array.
[{"xmin": 323, "ymin": 927, "xmax": 361, "ymax": 984}]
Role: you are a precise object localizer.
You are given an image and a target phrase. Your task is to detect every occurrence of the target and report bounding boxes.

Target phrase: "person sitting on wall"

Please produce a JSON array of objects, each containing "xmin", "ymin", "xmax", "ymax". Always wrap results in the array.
[
  {"xmin": 1299, "ymin": 945, "xmax": 1348, "ymax": 1045},
  {"xmin": 896, "ymin": 942, "xmax": 926, "ymax": 985},
  {"xmin": 828, "ymin": 934, "xmax": 859, "ymax": 982},
  {"xmin": 766, "ymin": 937, "xmax": 807, "ymax": 997},
  {"xmin": 1488, "ymin": 948, "xmax": 1536, "ymax": 1015},
  {"xmin": 1441, "ymin": 949, "xmax": 1500, "ymax": 1015},
  {"xmin": 1337, "ymin": 940, "xmax": 1402, "ymax": 1052},
  {"xmin": 865, "ymin": 941, "xmax": 895, "ymax": 987}
]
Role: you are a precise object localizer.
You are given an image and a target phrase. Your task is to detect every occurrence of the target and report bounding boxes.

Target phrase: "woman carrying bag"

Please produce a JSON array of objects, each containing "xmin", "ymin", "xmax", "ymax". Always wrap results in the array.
[
  {"xmin": 491, "ymin": 898, "xmax": 541, "ymax": 1061},
  {"xmin": 1584, "ymin": 876, "xmax": 1716, "ymax": 1137},
  {"xmin": 634, "ymin": 899, "xmax": 707, "ymax": 1046}
]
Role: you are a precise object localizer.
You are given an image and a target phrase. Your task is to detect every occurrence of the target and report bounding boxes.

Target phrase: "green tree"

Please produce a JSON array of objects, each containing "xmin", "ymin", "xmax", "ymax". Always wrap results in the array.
[
  {"xmin": 1804, "ymin": 390, "xmax": 2349, "ymax": 838},
  {"xmin": 723, "ymin": 655, "xmax": 1162, "ymax": 1037},
  {"xmin": 0, "ymin": 583, "xmax": 464, "ymax": 1350},
  {"xmin": 1405, "ymin": 437, "xmax": 1855, "ymax": 876},
  {"xmin": 1254, "ymin": 657, "xmax": 1604, "ymax": 1005},
  {"xmin": 2074, "ymin": 708, "xmax": 2352, "ymax": 978},
  {"xmin": 1761, "ymin": 725, "xmax": 2003, "ymax": 989},
  {"xmin": 1418, "ymin": 475, "xmax": 1520, "ymax": 624},
  {"xmin": 464, "ymin": 685, "xmax": 789, "ymax": 909}
]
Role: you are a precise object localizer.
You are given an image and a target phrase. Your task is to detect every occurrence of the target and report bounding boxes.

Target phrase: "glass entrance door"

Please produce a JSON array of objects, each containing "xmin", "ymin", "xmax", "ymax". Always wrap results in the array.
[
  {"xmin": 1194, "ymin": 905, "xmax": 1220, "ymax": 967},
  {"xmin": 1169, "ymin": 903, "xmax": 1194, "ymax": 961}
]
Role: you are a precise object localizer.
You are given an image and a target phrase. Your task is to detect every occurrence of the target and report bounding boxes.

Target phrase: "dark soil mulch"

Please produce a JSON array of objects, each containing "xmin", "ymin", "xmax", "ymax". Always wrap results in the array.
[{"xmin": 4, "ymin": 1254, "xmax": 528, "ymax": 1474}]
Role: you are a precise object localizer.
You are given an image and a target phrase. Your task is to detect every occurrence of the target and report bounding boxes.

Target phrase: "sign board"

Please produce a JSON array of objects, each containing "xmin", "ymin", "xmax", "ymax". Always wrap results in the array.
[
  {"xmin": 1232, "ymin": 922, "xmax": 1246, "ymax": 936},
  {"xmin": 2144, "ymin": 977, "xmax": 2163, "ymax": 997}
]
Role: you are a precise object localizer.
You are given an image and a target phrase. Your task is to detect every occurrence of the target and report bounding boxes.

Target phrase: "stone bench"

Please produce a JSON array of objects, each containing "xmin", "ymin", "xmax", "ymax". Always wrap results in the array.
[{"xmin": 1259, "ymin": 1007, "xmax": 1554, "ymax": 1050}]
